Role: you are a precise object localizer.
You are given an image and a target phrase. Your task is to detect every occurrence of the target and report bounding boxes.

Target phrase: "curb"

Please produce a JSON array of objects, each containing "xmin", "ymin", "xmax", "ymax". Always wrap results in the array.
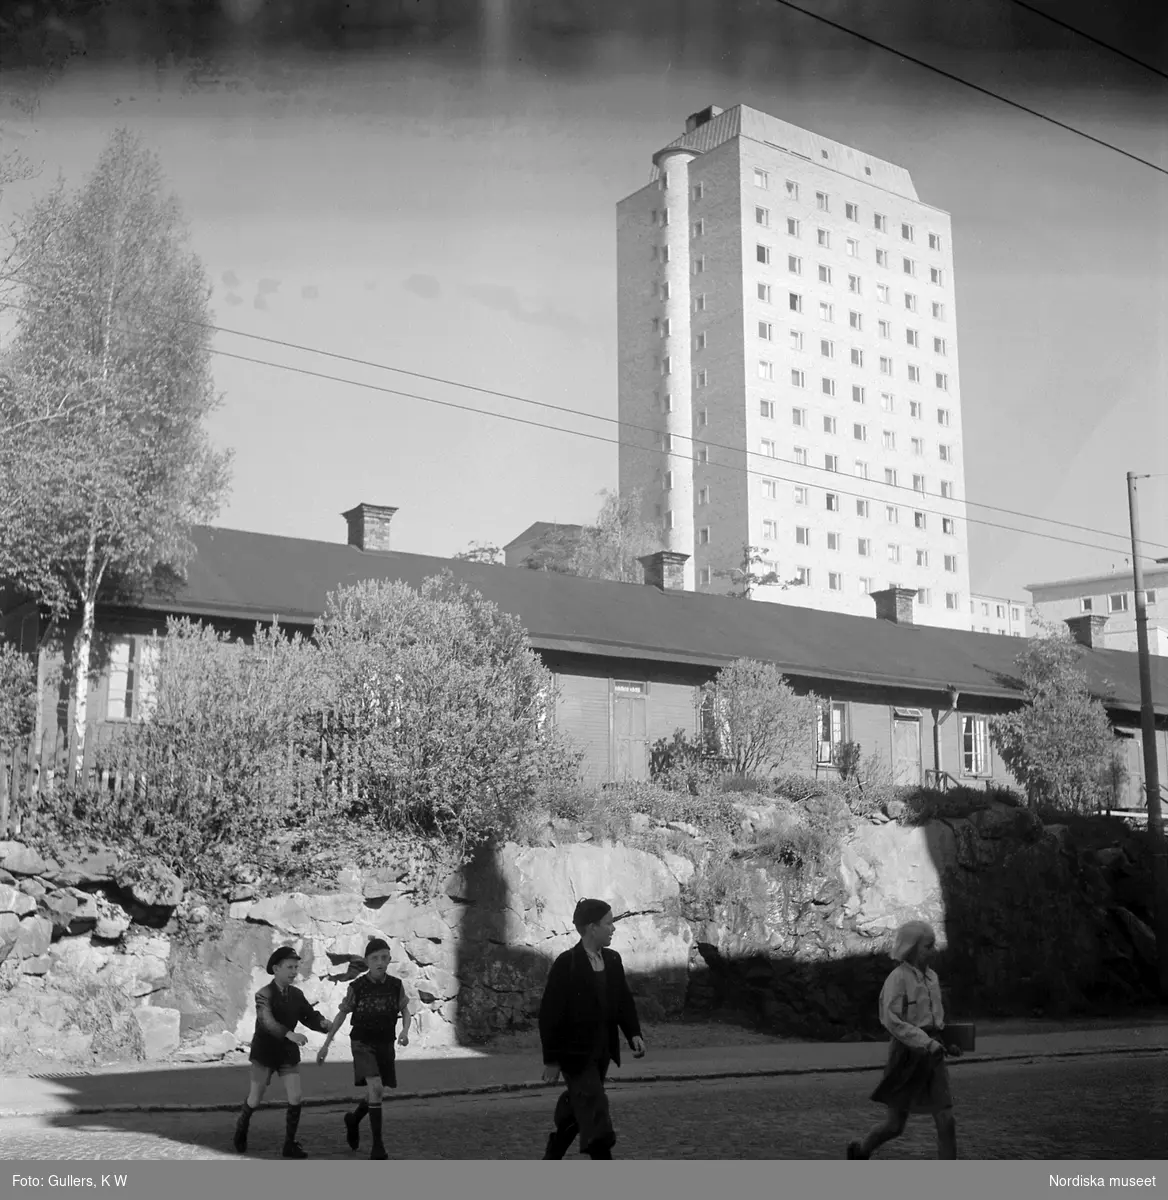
[{"xmin": 1, "ymin": 1042, "xmax": 1163, "ymax": 1120}]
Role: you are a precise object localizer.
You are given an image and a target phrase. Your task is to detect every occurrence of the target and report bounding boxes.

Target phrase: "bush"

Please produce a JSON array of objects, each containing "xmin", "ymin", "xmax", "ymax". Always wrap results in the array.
[
  {"xmin": 702, "ymin": 659, "xmax": 816, "ymax": 778},
  {"xmin": 719, "ymin": 773, "xmax": 768, "ymax": 795},
  {"xmin": 650, "ymin": 729, "xmax": 724, "ymax": 795},
  {"xmin": 0, "ymin": 641, "xmax": 36, "ymax": 746},
  {"xmin": 990, "ymin": 625, "xmax": 1117, "ymax": 813},
  {"xmin": 766, "ymin": 773, "xmax": 827, "ymax": 804},
  {"xmin": 685, "ymin": 842, "xmax": 767, "ymax": 920},
  {"xmin": 793, "ymin": 787, "xmax": 852, "ymax": 872},
  {"xmin": 34, "ymin": 572, "xmax": 584, "ymax": 897},
  {"xmin": 44, "ymin": 619, "xmax": 325, "ymax": 893},
  {"xmin": 590, "ymin": 780, "xmax": 741, "ymax": 841},
  {"xmin": 540, "ymin": 777, "xmax": 597, "ymax": 825},
  {"xmin": 315, "ymin": 574, "xmax": 581, "ymax": 857},
  {"xmin": 895, "ymin": 785, "xmax": 1024, "ymax": 826}
]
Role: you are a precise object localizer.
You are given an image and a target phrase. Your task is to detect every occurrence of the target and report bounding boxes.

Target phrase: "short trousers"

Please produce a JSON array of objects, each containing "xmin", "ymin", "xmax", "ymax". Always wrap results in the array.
[
  {"xmin": 248, "ymin": 1040, "xmax": 300, "ymax": 1072},
  {"xmin": 249, "ymin": 1060, "xmax": 299, "ymax": 1079},
  {"xmin": 352, "ymin": 1038, "xmax": 397, "ymax": 1089}
]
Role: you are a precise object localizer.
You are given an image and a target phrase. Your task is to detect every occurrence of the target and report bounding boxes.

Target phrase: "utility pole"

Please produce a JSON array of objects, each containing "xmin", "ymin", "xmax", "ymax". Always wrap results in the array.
[{"xmin": 1126, "ymin": 471, "xmax": 1168, "ymax": 997}]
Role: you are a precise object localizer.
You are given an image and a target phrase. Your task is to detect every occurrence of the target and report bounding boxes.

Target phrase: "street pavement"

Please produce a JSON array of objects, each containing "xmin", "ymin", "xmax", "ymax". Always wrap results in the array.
[
  {"xmin": 4, "ymin": 1019, "xmax": 1168, "ymax": 1118},
  {"xmin": 0, "ymin": 1053, "xmax": 1164, "ymax": 1160}
]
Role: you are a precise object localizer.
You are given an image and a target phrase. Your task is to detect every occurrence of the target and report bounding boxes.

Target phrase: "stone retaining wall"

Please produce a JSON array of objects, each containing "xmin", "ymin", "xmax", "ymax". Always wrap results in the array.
[{"xmin": 0, "ymin": 801, "xmax": 1156, "ymax": 1067}]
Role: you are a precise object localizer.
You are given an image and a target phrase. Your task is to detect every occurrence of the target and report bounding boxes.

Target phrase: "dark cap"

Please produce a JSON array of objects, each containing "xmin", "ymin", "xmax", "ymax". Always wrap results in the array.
[
  {"xmin": 364, "ymin": 938, "xmax": 391, "ymax": 959},
  {"xmin": 266, "ymin": 946, "xmax": 300, "ymax": 974},
  {"xmin": 572, "ymin": 898, "xmax": 612, "ymax": 932}
]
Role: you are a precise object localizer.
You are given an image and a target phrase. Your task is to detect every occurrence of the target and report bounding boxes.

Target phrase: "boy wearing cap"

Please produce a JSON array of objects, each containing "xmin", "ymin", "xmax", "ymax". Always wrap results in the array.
[
  {"xmin": 317, "ymin": 937, "xmax": 412, "ymax": 1160},
  {"xmin": 538, "ymin": 898, "xmax": 645, "ymax": 1160},
  {"xmin": 233, "ymin": 945, "xmax": 332, "ymax": 1158}
]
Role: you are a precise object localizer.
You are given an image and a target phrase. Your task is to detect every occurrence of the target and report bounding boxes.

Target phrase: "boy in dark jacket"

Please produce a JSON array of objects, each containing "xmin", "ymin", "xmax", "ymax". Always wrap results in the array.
[
  {"xmin": 233, "ymin": 946, "xmax": 332, "ymax": 1158},
  {"xmin": 538, "ymin": 898, "xmax": 645, "ymax": 1160}
]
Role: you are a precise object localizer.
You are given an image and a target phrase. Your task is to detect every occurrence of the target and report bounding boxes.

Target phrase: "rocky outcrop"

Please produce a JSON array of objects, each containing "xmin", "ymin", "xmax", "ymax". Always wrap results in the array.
[
  {"xmin": 685, "ymin": 797, "xmax": 1156, "ymax": 1033},
  {"xmin": 0, "ymin": 801, "xmax": 1156, "ymax": 1068},
  {"xmin": 0, "ymin": 836, "xmax": 688, "ymax": 1066}
]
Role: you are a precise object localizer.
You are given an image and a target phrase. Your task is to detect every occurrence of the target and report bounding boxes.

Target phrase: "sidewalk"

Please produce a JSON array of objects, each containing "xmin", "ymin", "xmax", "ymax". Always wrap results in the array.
[{"xmin": 2, "ymin": 1020, "xmax": 1166, "ymax": 1120}]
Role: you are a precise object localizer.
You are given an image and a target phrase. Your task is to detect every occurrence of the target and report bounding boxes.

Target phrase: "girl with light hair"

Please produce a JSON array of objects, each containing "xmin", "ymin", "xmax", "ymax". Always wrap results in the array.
[{"xmin": 846, "ymin": 920, "xmax": 963, "ymax": 1160}]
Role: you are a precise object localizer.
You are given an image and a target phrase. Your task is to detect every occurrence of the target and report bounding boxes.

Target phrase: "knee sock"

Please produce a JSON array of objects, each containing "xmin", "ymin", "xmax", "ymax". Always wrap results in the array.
[
  {"xmin": 369, "ymin": 1106, "xmax": 384, "ymax": 1147},
  {"xmin": 351, "ymin": 1100, "xmax": 370, "ymax": 1124},
  {"xmin": 285, "ymin": 1103, "xmax": 302, "ymax": 1144},
  {"xmin": 233, "ymin": 1101, "xmax": 254, "ymax": 1151}
]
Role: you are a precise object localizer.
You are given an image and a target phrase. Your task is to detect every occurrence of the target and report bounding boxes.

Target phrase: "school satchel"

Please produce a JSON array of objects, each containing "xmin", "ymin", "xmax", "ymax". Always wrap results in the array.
[{"xmin": 945, "ymin": 1023, "xmax": 976, "ymax": 1053}]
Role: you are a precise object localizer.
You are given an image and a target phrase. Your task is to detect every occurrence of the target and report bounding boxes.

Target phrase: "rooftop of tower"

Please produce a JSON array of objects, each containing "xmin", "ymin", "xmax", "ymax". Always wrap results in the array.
[{"xmin": 649, "ymin": 104, "xmax": 921, "ymax": 203}]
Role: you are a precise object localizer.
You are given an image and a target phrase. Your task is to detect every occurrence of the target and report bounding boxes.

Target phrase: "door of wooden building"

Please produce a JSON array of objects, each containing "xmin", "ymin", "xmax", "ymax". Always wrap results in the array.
[
  {"xmin": 612, "ymin": 680, "xmax": 649, "ymax": 781},
  {"xmin": 891, "ymin": 711, "xmax": 923, "ymax": 786}
]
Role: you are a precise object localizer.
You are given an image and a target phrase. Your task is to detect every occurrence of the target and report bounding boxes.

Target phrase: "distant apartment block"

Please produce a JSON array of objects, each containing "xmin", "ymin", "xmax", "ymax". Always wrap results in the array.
[
  {"xmin": 968, "ymin": 593, "xmax": 1028, "ymax": 638},
  {"xmin": 1028, "ymin": 566, "xmax": 1168, "ymax": 656},
  {"xmin": 616, "ymin": 104, "xmax": 973, "ymax": 628}
]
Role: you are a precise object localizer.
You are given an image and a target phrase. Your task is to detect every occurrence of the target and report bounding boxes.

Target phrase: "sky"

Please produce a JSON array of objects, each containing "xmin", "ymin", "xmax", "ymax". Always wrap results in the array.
[{"xmin": 1, "ymin": 0, "xmax": 1166, "ymax": 602}]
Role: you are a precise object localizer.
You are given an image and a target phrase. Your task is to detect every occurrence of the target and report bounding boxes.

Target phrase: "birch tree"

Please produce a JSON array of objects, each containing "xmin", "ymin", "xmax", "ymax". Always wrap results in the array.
[
  {"xmin": 524, "ymin": 489, "xmax": 661, "ymax": 583},
  {"xmin": 2, "ymin": 129, "xmax": 231, "ymax": 774}
]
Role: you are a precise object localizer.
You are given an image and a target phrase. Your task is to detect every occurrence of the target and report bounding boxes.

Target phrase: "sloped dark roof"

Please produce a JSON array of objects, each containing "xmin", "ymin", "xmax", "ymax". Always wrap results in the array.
[
  {"xmin": 502, "ymin": 521, "xmax": 584, "ymax": 549},
  {"xmin": 127, "ymin": 525, "xmax": 1168, "ymax": 717}
]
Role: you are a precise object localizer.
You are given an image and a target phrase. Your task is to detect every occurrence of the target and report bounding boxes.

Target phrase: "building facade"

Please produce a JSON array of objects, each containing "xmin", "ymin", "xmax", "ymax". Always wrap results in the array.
[
  {"xmin": 617, "ymin": 104, "xmax": 973, "ymax": 627},
  {"xmin": 4, "ymin": 508, "xmax": 1167, "ymax": 813},
  {"xmin": 1027, "ymin": 566, "xmax": 1168, "ymax": 655},
  {"xmin": 968, "ymin": 593, "xmax": 1029, "ymax": 638}
]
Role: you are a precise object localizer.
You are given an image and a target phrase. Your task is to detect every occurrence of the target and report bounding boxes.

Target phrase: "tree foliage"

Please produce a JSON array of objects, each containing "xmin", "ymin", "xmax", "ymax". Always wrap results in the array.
[
  {"xmin": 523, "ymin": 489, "xmax": 662, "ymax": 583},
  {"xmin": 44, "ymin": 573, "xmax": 582, "ymax": 888},
  {"xmin": 0, "ymin": 128, "xmax": 232, "ymax": 768},
  {"xmin": 453, "ymin": 541, "xmax": 503, "ymax": 564},
  {"xmin": 0, "ymin": 642, "xmax": 36, "ymax": 746},
  {"xmin": 315, "ymin": 573, "xmax": 580, "ymax": 854},
  {"xmin": 714, "ymin": 544, "xmax": 804, "ymax": 600},
  {"xmin": 100, "ymin": 620, "xmax": 323, "ymax": 880},
  {"xmin": 990, "ymin": 626, "xmax": 1118, "ymax": 813},
  {"xmin": 520, "ymin": 525, "xmax": 583, "ymax": 574},
  {"xmin": 702, "ymin": 658, "xmax": 817, "ymax": 777}
]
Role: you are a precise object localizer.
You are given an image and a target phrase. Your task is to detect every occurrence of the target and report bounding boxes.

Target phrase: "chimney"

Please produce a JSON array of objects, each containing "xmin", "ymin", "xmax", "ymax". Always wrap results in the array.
[
  {"xmin": 1065, "ymin": 613, "xmax": 1108, "ymax": 649},
  {"xmin": 684, "ymin": 105, "xmax": 724, "ymax": 134},
  {"xmin": 342, "ymin": 503, "xmax": 398, "ymax": 552},
  {"xmin": 639, "ymin": 550, "xmax": 689, "ymax": 592},
  {"xmin": 870, "ymin": 586, "xmax": 917, "ymax": 626}
]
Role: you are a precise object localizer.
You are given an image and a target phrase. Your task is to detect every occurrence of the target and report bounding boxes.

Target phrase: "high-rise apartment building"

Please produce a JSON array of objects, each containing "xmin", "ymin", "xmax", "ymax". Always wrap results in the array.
[{"xmin": 617, "ymin": 104, "xmax": 973, "ymax": 628}]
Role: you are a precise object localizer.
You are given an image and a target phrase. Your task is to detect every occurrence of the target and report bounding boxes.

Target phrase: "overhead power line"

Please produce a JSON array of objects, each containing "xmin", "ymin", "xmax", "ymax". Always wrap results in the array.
[
  {"xmin": 1007, "ymin": 0, "xmax": 1168, "ymax": 85},
  {"xmin": 4, "ymin": 290, "xmax": 1164, "ymax": 560},
  {"xmin": 768, "ymin": 0, "xmax": 1168, "ymax": 178},
  {"xmin": 194, "ymin": 318, "xmax": 1166, "ymax": 553},
  {"xmin": 210, "ymin": 345, "xmax": 1163, "ymax": 566}
]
